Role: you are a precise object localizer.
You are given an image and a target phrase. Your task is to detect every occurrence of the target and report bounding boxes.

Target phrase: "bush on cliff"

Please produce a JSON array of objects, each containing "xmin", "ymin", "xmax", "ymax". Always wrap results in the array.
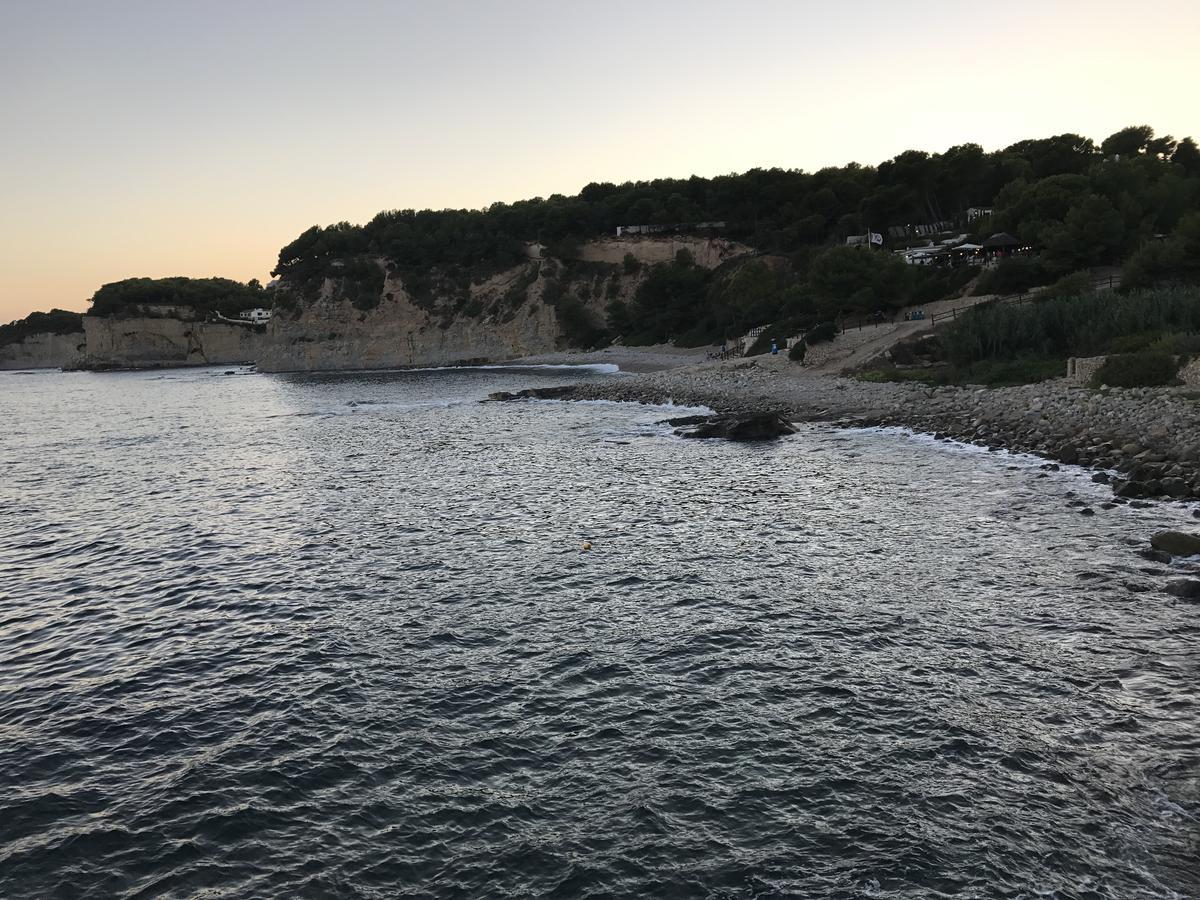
[
  {"xmin": 0, "ymin": 309, "xmax": 84, "ymax": 346},
  {"xmin": 789, "ymin": 339, "xmax": 807, "ymax": 362},
  {"xmin": 1091, "ymin": 351, "xmax": 1180, "ymax": 387}
]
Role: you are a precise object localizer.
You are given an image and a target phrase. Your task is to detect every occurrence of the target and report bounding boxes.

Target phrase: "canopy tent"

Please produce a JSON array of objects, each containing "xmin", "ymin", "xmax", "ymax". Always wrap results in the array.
[{"xmin": 982, "ymin": 232, "xmax": 1021, "ymax": 249}]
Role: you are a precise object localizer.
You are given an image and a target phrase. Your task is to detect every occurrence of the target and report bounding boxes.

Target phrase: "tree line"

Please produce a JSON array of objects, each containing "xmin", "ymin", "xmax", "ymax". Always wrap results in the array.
[
  {"xmin": 0, "ymin": 309, "xmax": 83, "ymax": 346},
  {"xmin": 87, "ymin": 277, "xmax": 268, "ymax": 319},
  {"xmin": 272, "ymin": 124, "xmax": 1200, "ymax": 286}
]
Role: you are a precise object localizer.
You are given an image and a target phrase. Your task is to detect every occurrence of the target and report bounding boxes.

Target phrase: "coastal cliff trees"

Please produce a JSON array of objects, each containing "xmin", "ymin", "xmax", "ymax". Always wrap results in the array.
[
  {"xmin": 0, "ymin": 309, "xmax": 84, "ymax": 345},
  {"xmin": 263, "ymin": 122, "xmax": 1200, "ymax": 341},
  {"xmin": 87, "ymin": 277, "xmax": 267, "ymax": 319}
]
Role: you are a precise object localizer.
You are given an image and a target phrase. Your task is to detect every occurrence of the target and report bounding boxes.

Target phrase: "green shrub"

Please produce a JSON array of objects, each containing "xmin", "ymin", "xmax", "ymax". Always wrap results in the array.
[
  {"xmin": 957, "ymin": 356, "xmax": 1066, "ymax": 385},
  {"xmin": 1149, "ymin": 332, "xmax": 1200, "ymax": 359},
  {"xmin": 1100, "ymin": 331, "xmax": 1160, "ymax": 353},
  {"xmin": 1091, "ymin": 351, "xmax": 1180, "ymax": 387},
  {"xmin": 1042, "ymin": 270, "xmax": 1093, "ymax": 300},
  {"xmin": 806, "ymin": 321, "xmax": 838, "ymax": 344},
  {"xmin": 788, "ymin": 340, "xmax": 807, "ymax": 362},
  {"xmin": 974, "ymin": 257, "xmax": 1052, "ymax": 296},
  {"xmin": 857, "ymin": 368, "xmax": 945, "ymax": 384},
  {"xmin": 941, "ymin": 285, "xmax": 1200, "ymax": 366}
]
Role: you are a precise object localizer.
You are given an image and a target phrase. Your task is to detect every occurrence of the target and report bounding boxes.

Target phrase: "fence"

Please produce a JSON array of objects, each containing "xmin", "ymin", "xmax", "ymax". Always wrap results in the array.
[{"xmin": 836, "ymin": 272, "xmax": 1118, "ymax": 333}]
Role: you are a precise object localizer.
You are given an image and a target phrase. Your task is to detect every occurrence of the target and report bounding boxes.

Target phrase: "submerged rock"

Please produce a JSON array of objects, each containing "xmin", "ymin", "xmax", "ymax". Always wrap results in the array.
[
  {"xmin": 677, "ymin": 411, "xmax": 797, "ymax": 441},
  {"xmin": 1150, "ymin": 531, "xmax": 1200, "ymax": 558},
  {"xmin": 1164, "ymin": 579, "xmax": 1200, "ymax": 600}
]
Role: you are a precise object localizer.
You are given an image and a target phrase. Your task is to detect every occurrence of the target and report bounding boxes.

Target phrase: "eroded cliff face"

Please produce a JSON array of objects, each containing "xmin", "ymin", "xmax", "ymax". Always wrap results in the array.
[
  {"xmin": 259, "ymin": 263, "xmax": 561, "ymax": 372},
  {"xmin": 0, "ymin": 332, "xmax": 86, "ymax": 370},
  {"xmin": 576, "ymin": 235, "xmax": 751, "ymax": 268},
  {"xmin": 258, "ymin": 236, "xmax": 752, "ymax": 372},
  {"xmin": 81, "ymin": 317, "xmax": 265, "ymax": 369}
]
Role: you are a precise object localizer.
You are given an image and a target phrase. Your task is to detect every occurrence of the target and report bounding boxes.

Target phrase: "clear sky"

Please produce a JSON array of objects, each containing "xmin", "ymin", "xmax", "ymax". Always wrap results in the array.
[{"xmin": 2, "ymin": 0, "xmax": 1198, "ymax": 321}]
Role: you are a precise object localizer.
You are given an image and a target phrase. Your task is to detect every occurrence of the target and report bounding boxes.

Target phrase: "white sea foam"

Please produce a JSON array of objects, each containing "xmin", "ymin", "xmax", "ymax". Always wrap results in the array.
[{"xmin": 407, "ymin": 362, "xmax": 621, "ymax": 375}]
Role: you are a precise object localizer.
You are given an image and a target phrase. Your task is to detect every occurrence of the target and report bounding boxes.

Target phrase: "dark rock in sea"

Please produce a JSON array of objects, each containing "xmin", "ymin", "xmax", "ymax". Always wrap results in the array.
[
  {"xmin": 1041, "ymin": 463, "xmax": 1061, "ymax": 471},
  {"xmin": 1138, "ymin": 548, "xmax": 1173, "ymax": 564},
  {"xmin": 1091, "ymin": 472, "xmax": 1111, "ymax": 484},
  {"xmin": 1164, "ymin": 579, "xmax": 1200, "ymax": 600},
  {"xmin": 1080, "ymin": 507, "xmax": 1095, "ymax": 517},
  {"xmin": 1160, "ymin": 477, "xmax": 1188, "ymax": 498},
  {"xmin": 1114, "ymin": 480, "xmax": 1153, "ymax": 499},
  {"xmin": 1150, "ymin": 531, "xmax": 1200, "ymax": 558},
  {"xmin": 659, "ymin": 415, "xmax": 713, "ymax": 427},
  {"xmin": 485, "ymin": 386, "xmax": 577, "ymax": 402},
  {"xmin": 677, "ymin": 411, "xmax": 797, "ymax": 442}
]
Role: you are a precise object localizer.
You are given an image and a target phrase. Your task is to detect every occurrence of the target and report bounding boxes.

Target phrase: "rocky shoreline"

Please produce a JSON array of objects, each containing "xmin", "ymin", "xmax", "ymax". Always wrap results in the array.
[{"xmin": 541, "ymin": 356, "xmax": 1200, "ymax": 504}]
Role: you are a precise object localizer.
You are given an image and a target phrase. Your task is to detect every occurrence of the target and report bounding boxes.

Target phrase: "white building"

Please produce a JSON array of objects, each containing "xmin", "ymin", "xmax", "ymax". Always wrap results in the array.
[{"xmin": 239, "ymin": 307, "xmax": 272, "ymax": 324}]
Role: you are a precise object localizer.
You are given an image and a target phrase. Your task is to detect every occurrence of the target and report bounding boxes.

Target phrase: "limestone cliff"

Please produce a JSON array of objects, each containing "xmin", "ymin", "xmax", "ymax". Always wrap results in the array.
[
  {"xmin": 0, "ymin": 332, "xmax": 86, "ymax": 370},
  {"xmin": 258, "ymin": 236, "xmax": 751, "ymax": 372},
  {"xmin": 6, "ymin": 236, "xmax": 752, "ymax": 373},
  {"xmin": 80, "ymin": 317, "xmax": 265, "ymax": 369}
]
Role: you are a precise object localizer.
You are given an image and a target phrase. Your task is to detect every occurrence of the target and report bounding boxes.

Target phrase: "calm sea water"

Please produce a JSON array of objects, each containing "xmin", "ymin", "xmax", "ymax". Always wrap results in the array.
[{"xmin": 1, "ymin": 365, "xmax": 1198, "ymax": 899}]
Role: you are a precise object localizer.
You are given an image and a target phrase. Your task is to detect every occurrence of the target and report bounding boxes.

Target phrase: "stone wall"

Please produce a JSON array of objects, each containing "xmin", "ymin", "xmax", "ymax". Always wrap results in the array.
[
  {"xmin": 1180, "ymin": 358, "xmax": 1200, "ymax": 387},
  {"xmin": 1066, "ymin": 356, "xmax": 1108, "ymax": 385},
  {"xmin": 81, "ymin": 317, "xmax": 265, "ymax": 369},
  {"xmin": 0, "ymin": 332, "xmax": 86, "ymax": 370}
]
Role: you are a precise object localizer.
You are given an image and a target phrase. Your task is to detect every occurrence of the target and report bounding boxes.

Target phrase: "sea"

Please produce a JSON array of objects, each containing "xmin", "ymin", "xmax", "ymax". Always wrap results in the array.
[{"xmin": 1, "ymin": 364, "xmax": 1197, "ymax": 899}]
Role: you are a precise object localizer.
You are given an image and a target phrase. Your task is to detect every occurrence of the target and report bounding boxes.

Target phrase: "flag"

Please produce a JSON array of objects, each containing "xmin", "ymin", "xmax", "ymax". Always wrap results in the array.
[{"xmin": 869, "ymin": 232, "xmax": 883, "ymax": 245}]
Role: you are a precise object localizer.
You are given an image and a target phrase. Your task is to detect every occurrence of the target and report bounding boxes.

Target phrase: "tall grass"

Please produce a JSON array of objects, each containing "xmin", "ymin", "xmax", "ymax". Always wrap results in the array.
[{"xmin": 940, "ymin": 286, "xmax": 1200, "ymax": 366}]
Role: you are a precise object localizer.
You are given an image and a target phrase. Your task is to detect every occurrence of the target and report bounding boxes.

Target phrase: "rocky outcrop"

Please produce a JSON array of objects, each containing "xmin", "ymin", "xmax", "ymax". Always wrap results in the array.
[
  {"xmin": 80, "ymin": 317, "xmax": 264, "ymax": 369},
  {"xmin": 0, "ymin": 332, "xmax": 85, "ymax": 370}
]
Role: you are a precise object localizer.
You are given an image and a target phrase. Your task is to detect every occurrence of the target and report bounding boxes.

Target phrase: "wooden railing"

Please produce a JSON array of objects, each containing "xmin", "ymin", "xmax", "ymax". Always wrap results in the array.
[{"xmin": 837, "ymin": 272, "xmax": 1118, "ymax": 332}]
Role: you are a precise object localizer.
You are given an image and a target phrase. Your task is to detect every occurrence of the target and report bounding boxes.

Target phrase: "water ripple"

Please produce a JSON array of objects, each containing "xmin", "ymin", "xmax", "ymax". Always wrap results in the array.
[{"xmin": 0, "ymin": 367, "xmax": 1197, "ymax": 898}]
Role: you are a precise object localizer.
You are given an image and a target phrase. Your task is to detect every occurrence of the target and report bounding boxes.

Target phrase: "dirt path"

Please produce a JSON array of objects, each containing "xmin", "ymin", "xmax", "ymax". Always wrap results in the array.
[{"xmin": 805, "ymin": 293, "xmax": 1001, "ymax": 374}]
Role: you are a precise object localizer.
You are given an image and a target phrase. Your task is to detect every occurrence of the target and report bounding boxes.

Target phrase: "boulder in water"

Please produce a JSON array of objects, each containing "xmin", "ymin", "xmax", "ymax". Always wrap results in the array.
[
  {"xmin": 485, "ymin": 386, "xmax": 577, "ymax": 402},
  {"xmin": 1150, "ymin": 531, "xmax": 1200, "ymax": 557},
  {"xmin": 677, "ymin": 411, "xmax": 796, "ymax": 441}
]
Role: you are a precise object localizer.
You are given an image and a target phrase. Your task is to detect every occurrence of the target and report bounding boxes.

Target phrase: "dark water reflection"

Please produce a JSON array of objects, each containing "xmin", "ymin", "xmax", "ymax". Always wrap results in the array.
[{"xmin": 1, "ymin": 366, "xmax": 1197, "ymax": 898}]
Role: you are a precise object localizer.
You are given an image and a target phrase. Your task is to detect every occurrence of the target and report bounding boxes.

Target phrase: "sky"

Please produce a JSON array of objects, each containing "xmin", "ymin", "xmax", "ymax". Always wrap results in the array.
[{"xmin": 1, "ymin": 0, "xmax": 1198, "ymax": 322}]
